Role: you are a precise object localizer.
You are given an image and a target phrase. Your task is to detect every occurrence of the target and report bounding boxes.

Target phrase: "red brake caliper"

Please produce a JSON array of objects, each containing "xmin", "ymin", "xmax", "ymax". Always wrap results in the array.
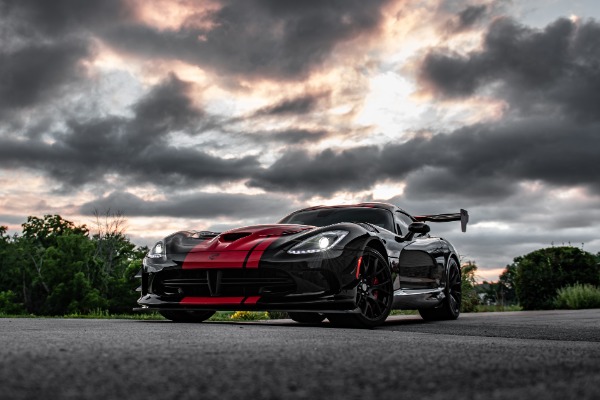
[{"xmin": 355, "ymin": 256, "xmax": 363, "ymax": 279}]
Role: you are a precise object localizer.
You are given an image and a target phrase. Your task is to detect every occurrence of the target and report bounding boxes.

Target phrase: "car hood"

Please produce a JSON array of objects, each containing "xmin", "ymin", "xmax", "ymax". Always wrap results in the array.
[
  {"xmin": 187, "ymin": 224, "xmax": 315, "ymax": 253},
  {"xmin": 179, "ymin": 224, "xmax": 316, "ymax": 269}
]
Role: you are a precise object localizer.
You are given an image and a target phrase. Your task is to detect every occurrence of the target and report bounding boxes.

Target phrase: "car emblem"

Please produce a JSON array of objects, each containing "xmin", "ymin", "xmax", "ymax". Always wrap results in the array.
[{"xmin": 208, "ymin": 253, "xmax": 220, "ymax": 260}]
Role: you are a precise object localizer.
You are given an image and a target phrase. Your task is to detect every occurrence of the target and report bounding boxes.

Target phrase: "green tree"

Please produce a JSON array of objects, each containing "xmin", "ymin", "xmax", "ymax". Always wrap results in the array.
[
  {"xmin": 106, "ymin": 256, "xmax": 145, "ymax": 314},
  {"xmin": 13, "ymin": 215, "xmax": 95, "ymax": 314},
  {"xmin": 89, "ymin": 210, "xmax": 145, "ymax": 313},
  {"xmin": 45, "ymin": 272, "xmax": 108, "ymax": 314},
  {"xmin": 513, "ymin": 246, "xmax": 600, "ymax": 310},
  {"xmin": 0, "ymin": 215, "xmax": 147, "ymax": 316},
  {"xmin": 497, "ymin": 263, "xmax": 518, "ymax": 305},
  {"xmin": 0, "ymin": 227, "xmax": 18, "ymax": 293},
  {"xmin": 461, "ymin": 261, "xmax": 480, "ymax": 312},
  {"xmin": 22, "ymin": 215, "xmax": 88, "ymax": 248},
  {"xmin": 0, "ymin": 290, "xmax": 27, "ymax": 315},
  {"xmin": 39, "ymin": 232, "xmax": 99, "ymax": 314}
]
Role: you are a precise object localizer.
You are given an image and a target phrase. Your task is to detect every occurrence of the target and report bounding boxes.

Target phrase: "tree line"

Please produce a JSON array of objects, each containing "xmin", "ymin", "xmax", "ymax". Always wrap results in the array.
[
  {"xmin": 0, "ymin": 213, "xmax": 146, "ymax": 315},
  {"xmin": 477, "ymin": 246, "xmax": 600, "ymax": 310}
]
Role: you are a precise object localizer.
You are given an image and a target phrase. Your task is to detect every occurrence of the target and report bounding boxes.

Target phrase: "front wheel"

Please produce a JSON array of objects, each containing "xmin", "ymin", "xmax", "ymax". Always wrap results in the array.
[
  {"xmin": 327, "ymin": 248, "xmax": 393, "ymax": 329},
  {"xmin": 159, "ymin": 310, "xmax": 216, "ymax": 323},
  {"xmin": 419, "ymin": 258, "xmax": 461, "ymax": 321}
]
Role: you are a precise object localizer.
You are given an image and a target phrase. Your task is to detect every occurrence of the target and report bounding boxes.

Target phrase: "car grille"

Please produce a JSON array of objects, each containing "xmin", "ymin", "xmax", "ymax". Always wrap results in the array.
[{"xmin": 152, "ymin": 268, "xmax": 296, "ymax": 297}]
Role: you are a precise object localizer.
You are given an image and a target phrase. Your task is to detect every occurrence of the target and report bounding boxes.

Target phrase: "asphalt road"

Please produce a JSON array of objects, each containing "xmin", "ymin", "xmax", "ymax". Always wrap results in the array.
[{"xmin": 1, "ymin": 309, "xmax": 599, "ymax": 400}]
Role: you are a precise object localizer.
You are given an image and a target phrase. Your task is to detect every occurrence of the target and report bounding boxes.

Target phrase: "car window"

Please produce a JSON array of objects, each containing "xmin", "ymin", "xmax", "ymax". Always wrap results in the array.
[{"xmin": 280, "ymin": 208, "xmax": 395, "ymax": 232}]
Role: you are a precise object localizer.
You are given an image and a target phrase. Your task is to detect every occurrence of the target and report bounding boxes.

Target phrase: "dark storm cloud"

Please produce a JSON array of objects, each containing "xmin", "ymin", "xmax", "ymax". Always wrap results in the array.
[
  {"xmin": 0, "ymin": 0, "xmax": 134, "ymax": 112},
  {"xmin": 79, "ymin": 191, "xmax": 300, "ymax": 220},
  {"xmin": 248, "ymin": 118, "xmax": 600, "ymax": 198},
  {"xmin": 127, "ymin": 74, "xmax": 205, "ymax": 146},
  {"xmin": 420, "ymin": 17, "xmax": 600, "ymax": 121},
  {"xmin": 446, "ymin": 5, "xmax": 489, "ymax": 33},
  {"xmin": 0, "ymin": 40, "xmax": 90, "ymax": 110},
  {"xmin": 268, "ymin": 129, "xmax": 329, "ymax": 144},
  {"xmin": 104, "ymin": 0, "xmax": 392, "ymax": 80},
  {"xmin": 0, "ymin": 75, "xmax": 259, "ymax": 187},
  {"xmin": 457, "ymin": 5, "xmax": 487, "ymax": 28},
  {"xmin": 252, "ymin": 92, "xmax": 328, "ymax": 116},
  {"xmin": 242, "ymin": 129, "xmax": 329, "ymax": 145},
  {"xmin": 1, "ymin": 0, "xmax": 132, "ymax": 39},
  {"xmin": 247, "ymin": 146, "xmax": 381, "ymax": 196},
  {"xmin": 0, "ymin": 0, "xmax": 129, "ymax": 120}
]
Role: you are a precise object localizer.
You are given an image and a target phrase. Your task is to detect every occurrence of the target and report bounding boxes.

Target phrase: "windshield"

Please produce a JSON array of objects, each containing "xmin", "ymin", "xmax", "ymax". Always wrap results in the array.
[{"xmin": 279, "ymin": 207, "xmax": 395, "ymax": 232}]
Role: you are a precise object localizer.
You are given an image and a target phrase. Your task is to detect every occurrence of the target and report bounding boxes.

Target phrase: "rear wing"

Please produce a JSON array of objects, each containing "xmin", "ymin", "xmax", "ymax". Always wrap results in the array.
[{"xmin": 414, "ymin": 209, "xmax": 469, "ymax": 232}]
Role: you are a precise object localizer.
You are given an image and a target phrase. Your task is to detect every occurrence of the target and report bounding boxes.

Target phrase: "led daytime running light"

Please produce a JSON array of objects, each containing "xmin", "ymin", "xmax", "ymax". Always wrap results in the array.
[{"xmin": 148, "ymin": 241, "xmax": 165, "ymax": 258}]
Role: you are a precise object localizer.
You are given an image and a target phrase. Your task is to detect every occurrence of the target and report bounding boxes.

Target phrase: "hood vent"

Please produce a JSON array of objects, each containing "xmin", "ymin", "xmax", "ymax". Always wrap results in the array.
[
  {"xmin": 279, "ymin": 229, "xmax": 304, "ymax": 236},
  {"xmin": 220, "ymin": 232, "xmax": 252, "ymax": 242}
]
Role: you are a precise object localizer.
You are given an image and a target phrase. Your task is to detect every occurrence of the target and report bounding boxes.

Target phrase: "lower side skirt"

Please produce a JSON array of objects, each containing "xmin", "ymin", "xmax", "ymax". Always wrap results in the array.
[{"xmin": 392, "ymin": 288, "xmax": 444, "ymax": 309}]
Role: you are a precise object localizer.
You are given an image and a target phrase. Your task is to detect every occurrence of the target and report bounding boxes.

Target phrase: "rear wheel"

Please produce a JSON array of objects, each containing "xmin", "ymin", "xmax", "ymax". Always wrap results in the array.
[
  {"xmin": 419, "ymin": 258, "xmax": 461, "ymax": 321},
  {"xmin": 288, "ymin": 312, "xmax": 326, "ymax": 324},
  {"xmin": 159, "ymin": 310, "xmax": 216, "ymax": 323},
  {"xmin": 327, "ymin": 248, "xmax": 393, "ymax": 329}
]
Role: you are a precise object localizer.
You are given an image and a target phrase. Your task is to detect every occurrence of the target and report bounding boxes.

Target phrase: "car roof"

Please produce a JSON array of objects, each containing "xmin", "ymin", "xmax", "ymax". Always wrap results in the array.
[{"xmin": 289, "ymin": 202, "xmax": 411, "ymax": 216}]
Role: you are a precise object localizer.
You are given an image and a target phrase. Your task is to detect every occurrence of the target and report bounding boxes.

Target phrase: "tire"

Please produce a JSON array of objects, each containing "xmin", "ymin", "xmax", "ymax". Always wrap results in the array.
[
  {"xmin": 288, "ymin": 312, "xmax": 326, "ymax": 324},
  {"xmin": 419, "ymin": 258, "xmax": 461, "ymax": 321},
  {"xmin": 326, "ymin": 248, "xmax": 393, "ymax": 329},
  {"xmin": 159, "ymin": 310, "xmax": 216, "ymax": 323}
]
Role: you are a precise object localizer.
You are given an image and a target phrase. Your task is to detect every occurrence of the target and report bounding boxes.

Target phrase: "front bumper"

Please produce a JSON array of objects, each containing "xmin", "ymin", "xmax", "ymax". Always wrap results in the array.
[{"xmin": 137, "ymin": 249, "xmax": 361, "ymax": 312}]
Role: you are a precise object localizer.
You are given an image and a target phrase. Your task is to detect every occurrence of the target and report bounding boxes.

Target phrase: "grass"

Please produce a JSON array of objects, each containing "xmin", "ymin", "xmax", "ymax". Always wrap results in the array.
[
  {"xmin": 554, "ymin": 284, "xmax": 600, "ymax": 309},
  {"xmin": 473, "ymin": 304, "xmax": 523, "ymax": 312},
  {"xmin": 0, "ymin": 311, "xmax": 166, "ymax": 320},
  {"xmin": 63, "ymin": 311, "xmax": 166, "ymax": 320},
  {"xmin": 390, "ymin": 309, "xmax": 418, "ymax": 315},
  {"xmin": 0, "ymin": 310, "xmax": 275, "ymax": 321}
]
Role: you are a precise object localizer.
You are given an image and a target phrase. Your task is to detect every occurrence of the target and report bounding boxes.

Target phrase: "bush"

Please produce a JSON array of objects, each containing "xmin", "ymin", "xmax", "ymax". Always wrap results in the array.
[
  {"xmin": 0, "ymin": 290, "xmax": 27, "ymax": 315},
  {"xmin": 554, "ymin": 284, "xmax": 600, "ymax": 309},
  {"xmin": 514, "ymin": 246, "xmax": 600, "ymax": 310},
  {"xmin": 267, "ymin": 311, "xmax": 288, "ymax": 319},
  {"xmin": 230, "ymin": 311, "xmax": 270, "ymax": 320}
]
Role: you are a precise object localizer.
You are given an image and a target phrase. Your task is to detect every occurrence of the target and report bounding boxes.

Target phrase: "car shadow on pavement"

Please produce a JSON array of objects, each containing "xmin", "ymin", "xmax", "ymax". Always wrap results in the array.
[{"xmin": 134, "ymin": 314, "xmax": 430, "ymax": 329}]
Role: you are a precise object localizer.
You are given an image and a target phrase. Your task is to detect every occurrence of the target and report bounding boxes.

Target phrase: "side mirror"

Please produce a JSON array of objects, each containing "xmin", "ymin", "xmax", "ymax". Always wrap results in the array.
[{"xmin": 408, "ymin": 222, "xmax": 430, "ymax": 234}]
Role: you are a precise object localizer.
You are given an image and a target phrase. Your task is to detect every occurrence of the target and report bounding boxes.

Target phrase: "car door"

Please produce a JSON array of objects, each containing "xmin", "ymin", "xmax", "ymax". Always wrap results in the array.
[{"xmin": 396, "ymin": 211, "xmax": 444, "ymax": 290}]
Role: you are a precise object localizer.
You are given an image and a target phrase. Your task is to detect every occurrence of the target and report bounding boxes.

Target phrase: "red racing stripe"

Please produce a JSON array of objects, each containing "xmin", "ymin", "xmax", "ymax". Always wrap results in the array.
[
  {"xmin": 242, "ymin": 296, "xmax": 261, "ymax": 304},
  {"xmin": 182, "ymin": 251, "xmax": 248, "ymax": 269},
  {"xmin": 244, "ymin": 236, "xmax": 280, "ymax": 268},
  {"xmin": 180, "ymin": 296, "xmax": 245, "ymax": 305}
]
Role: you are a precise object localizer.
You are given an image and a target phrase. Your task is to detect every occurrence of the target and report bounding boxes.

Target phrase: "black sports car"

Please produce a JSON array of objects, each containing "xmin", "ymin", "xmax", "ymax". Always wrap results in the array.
[{"xmin": 136, "ymin": 203, "xmax": 468, "ymax": 328}]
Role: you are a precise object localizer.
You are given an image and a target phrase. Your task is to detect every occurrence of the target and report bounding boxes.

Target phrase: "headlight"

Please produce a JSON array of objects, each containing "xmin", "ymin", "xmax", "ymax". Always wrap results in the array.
[
  {"xmin": 288, "ymin": 230, "xmax": 348, "ymax": 254},
  {"xmin": 147, "ymin": 241, "xmax": 165, "ymax": 259}
]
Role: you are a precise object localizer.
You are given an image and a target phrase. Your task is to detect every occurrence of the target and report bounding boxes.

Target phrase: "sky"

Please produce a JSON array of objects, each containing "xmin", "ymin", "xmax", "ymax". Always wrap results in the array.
[{"xmin": 1, "ymin": 0, "xmax": 599, "ymax": 282}]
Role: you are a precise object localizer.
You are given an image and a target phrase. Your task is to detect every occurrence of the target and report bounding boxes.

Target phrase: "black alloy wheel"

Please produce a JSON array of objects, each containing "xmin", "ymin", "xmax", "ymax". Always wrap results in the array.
[
  {"xmin": 159, "ymin": 310, "xmax": 216, "ymax": 323},
  {"xmin": 327, "ymin": 248, "xmax": 393, "ymax": 328},
  {"xmin": 288, "ymin": 312, "xmax": 326, "ymax": 324},
  {"xmin": 419, "ymin": 258, "xmax": 462, "ymax": 321}
]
